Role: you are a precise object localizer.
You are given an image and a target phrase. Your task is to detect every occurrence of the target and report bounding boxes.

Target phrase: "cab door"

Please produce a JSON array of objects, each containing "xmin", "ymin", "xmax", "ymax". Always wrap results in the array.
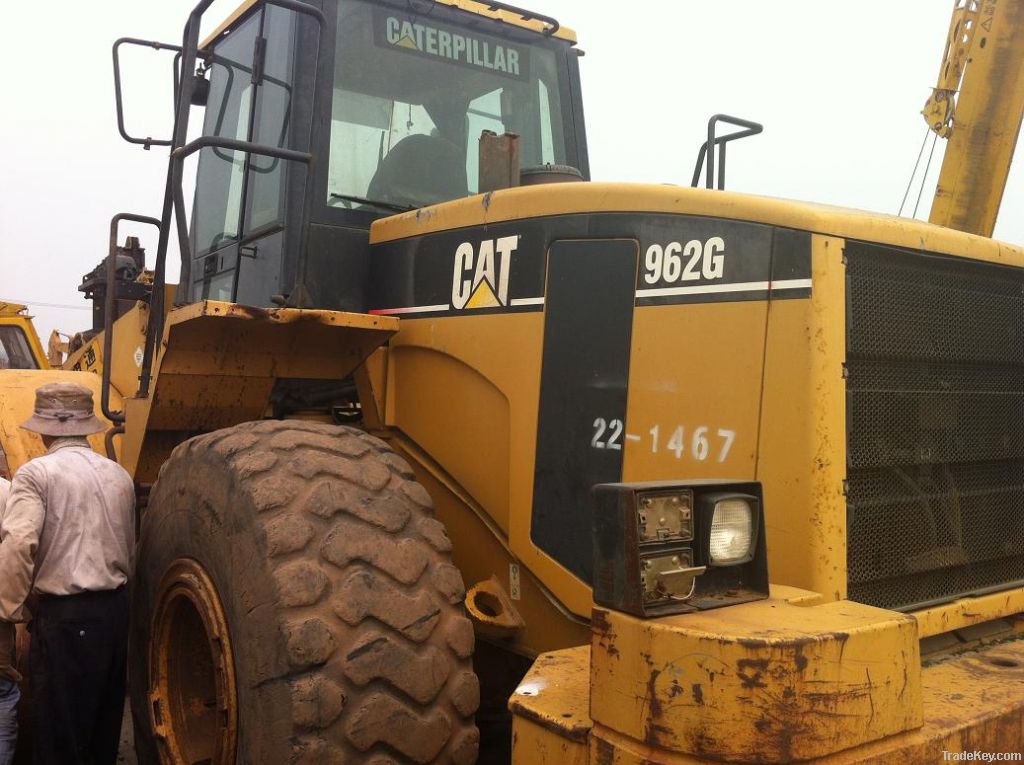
[{"xmin": 188, "ymin": 5, "xmax": 298, "ymax": 306}]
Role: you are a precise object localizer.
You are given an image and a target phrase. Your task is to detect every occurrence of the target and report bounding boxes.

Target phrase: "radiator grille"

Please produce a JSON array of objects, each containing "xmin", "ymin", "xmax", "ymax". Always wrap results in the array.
[{"xmin": 846, "ymin": 242, "xmax": 1024, "ymax": 610}]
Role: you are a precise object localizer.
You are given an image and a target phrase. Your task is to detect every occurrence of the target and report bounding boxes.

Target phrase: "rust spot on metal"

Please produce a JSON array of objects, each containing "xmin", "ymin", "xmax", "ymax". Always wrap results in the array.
[
  {"xmin": 736, "ymin": 636, "xmax": 770, "ymax": 650},
  {"xmin": 647, "ymin": 724, "xmax": 673, "ymax": 748},
  {"xmin": 591, "ymin": 609, "xmax": 620, "ymax": 658},
  {"xmin": 690, "ymin": 730, "xmax": 722, "ymax": 758},
  {"xmin": 591, "ymin": 609, "xmax": 612, "ymax": 635},
  {"xmin": 646, "ymin": 669, "xmax": 663, "ymax": 717},
  {"xmin": 230, "ymin": 303, "xmax": 275, "ymax": 321},
  {"xmin": 643, "ymin": 668, "xmax": 674, "ymax": 747},
  {"xmin": 736, "ymin": 658, "xmax": 770, "ymax": 689},
  {"xmin": 794, "ymin": 644, "xmax": 809, "ymax": 672}
]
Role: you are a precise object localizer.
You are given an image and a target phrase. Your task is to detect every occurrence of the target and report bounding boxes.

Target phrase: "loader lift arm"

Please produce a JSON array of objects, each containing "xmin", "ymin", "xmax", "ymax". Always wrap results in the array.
[{"xmin": 924, "ymin": 0, "xmax": 1024, "ymax": 236}]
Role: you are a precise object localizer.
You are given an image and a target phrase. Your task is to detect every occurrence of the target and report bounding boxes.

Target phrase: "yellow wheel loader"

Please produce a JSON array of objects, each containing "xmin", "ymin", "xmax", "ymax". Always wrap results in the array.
[
  {"xmin": 3, "ymin": 0, "xmax": 1024, "ymax": 763},
  {"xmin": 0, "ymin": 302, "xmax": 58, "ymax": 475},
  {"xmin": 0, "ymin": 304, "xmax": 47, "ymax": 374}
]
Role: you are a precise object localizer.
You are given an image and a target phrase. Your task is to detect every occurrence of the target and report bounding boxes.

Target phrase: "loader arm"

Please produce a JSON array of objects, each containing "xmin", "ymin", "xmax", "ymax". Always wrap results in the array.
[{"xmin": 925, "ymin": 0, "xmax": 1024, "ymax": 236}]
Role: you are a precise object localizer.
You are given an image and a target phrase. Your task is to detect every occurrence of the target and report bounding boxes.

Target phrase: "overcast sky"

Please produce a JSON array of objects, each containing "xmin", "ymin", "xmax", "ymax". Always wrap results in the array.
[{"xmin": 2, "ymin": 1, "xmax": 1020, "ymax": 340}]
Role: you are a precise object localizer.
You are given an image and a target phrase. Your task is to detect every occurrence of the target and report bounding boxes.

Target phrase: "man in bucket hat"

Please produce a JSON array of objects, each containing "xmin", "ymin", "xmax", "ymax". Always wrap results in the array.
[{"xmin": 0, "ymin": 382, "xmax": 135, "ymax": 765}]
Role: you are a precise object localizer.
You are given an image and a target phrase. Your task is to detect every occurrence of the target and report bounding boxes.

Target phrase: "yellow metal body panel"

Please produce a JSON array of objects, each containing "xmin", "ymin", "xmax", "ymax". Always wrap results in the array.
[
  {"xmin": 915, "ymin": 584, "xmax": 1024, "ymax": 639},
  {"xmin": 0, "ymin": 302, "xmax": 49, "ymax": 370},
  {"xmin": 510, "ymin": 648, "xmax": 590, "ymax": 765},
  {"xmin": 621, "ymin": 300, "xmax": 767, "ymax": 482},
  {"xmin": 589, "ymin": 601, "xmax": 922, "ymax": 762},
  {"xmin": 373, "ymin": 183, "xmax": 1024, "ymax": 646},
  {"xmin": 391, "ymin": 435, "xmax": 591, "ymax": 656},
  {"xmin": 385, "ymin": 307, "xmax": 598, "ymax": 626},
  {"xmin": 512, "ymin": 606, "xmax": 1024, "ymax": 761},
  {"xmin": 119, "ymin": 301, "xmax": 396, "ymax": 481},
  {"xmin": 532, "ymin": 639, "xmax": 1024, "ymax": 765},
  {"xmin": 513, "ymin": 717, "xmax": 588, "ymax": 765},
  {"xmin": 756, "ymin": 235, "xmax": 848, "ymax": 601},
  {"xmin": 63, "ymin": 304, "xmax": 150, "ymax": 405},
  {"xmin": 383, "ymin": 309, "xmax": 592, "ymax": 654},
  {"xmin": 928, "ymin": 0, "xmax": 1024, "ymax": 236},
  {"xmin": 0, "ymin": 370, "xmax": 122, "ymax": 477},
  {"xmin": 371, "ymin": 182, "xmax": 1024, "ymax": 268},
  {"xmin": 386, "ymin": 315, "xmax": 526, "ymax": 535}
]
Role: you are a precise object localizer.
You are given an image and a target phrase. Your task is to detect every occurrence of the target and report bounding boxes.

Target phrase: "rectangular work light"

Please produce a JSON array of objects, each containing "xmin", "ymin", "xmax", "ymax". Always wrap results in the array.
[{"xmin": 591, "ymin": 480, "xmax": 769, "ymax": 617}]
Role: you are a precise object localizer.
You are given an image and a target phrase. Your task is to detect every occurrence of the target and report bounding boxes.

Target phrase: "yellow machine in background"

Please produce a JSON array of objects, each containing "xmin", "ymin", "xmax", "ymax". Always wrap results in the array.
[
  {"xmin": 0, "ymin": 303, "xmax": 48, "ymax": 373},
  {"xmin": 0, "ymin": 303, "xmax": 119, "ymax": 478},
  {"xmin": 1, "ymin": 0, "xmax": 1023, "ymax": 763},
  {"xmin": 0, "ymin": 303, "xmax": 51, "ymax": 478},
  {"xmin": 924, "ymin": 0, "xmax": 1024, "ymax": 235}
]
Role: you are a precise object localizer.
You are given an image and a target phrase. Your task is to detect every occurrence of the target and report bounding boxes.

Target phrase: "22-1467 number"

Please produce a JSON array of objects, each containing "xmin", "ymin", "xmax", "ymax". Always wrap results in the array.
[{"xmin": 590, "ymin": 419, "xmax": 736, "ymax": 464}]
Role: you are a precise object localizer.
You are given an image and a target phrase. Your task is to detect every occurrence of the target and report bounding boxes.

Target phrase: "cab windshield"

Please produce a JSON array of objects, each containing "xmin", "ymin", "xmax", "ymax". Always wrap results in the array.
[
  {"xmin": 0, "ymin": 326, "xmax": 38, "ymax": 370},
  {"xmin": 328, "ymin": 0, "xmax": 572, "ymax": 211}
]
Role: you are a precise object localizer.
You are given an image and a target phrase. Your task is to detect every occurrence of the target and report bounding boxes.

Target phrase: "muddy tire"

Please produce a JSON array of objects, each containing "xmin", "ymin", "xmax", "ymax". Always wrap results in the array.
[{"xmin": 129, "ymin": 421, "xmax": 479, "ymax": 764}]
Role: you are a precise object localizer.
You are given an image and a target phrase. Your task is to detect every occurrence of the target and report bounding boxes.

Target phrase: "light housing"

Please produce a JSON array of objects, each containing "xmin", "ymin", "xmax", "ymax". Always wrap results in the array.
[
  {"xmin": 592, "ymin": 480, "xmax": 769, "ymax": 617},
  {"xmin": 703, "ymin": 493, "xmax": 759, "ymax": 565}
]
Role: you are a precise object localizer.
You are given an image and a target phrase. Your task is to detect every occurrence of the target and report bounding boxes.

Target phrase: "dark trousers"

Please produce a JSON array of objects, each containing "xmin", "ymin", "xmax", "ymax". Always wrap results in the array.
[{"xmin": 30, "ymin": 587, "xmax": 128, "ymax": 765}]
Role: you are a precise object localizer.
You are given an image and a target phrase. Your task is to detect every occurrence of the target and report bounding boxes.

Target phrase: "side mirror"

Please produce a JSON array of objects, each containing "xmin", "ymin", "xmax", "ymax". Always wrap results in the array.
[
  {"xmin": 112, "ymin": 37, "xmax": 182, "ymax": 150},
  {"xmin": 190, "ymin": 73, "xmax": 210, "ymax": 107}
]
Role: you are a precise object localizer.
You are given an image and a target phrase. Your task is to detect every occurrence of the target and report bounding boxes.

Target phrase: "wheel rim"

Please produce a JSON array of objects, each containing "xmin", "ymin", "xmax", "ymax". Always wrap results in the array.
[{"xmin": 150, "ymin": 558, "xmax": 238, "ymax": 765}]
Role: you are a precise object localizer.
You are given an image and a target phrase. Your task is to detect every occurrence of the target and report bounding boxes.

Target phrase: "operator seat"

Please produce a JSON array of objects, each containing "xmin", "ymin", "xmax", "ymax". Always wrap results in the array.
[{"xmin": 366, "ymin": 133, "xmax": 469, "ymax": 209}]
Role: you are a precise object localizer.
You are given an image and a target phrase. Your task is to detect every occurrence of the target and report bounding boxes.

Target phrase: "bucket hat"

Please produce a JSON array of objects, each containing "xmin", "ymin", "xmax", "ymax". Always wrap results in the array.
[{"xmin": 20, "ymin": 382, "xmax": 105, "ymax": 437}]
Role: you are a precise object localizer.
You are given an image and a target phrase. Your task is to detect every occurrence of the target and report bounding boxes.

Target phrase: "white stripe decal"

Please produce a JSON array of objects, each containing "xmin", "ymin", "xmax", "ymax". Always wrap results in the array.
[
  {"xmin": 635, "ymin": 278, "xmax": 812, "ymax": 299},
  {"xmin": 369, "ymin": 304, "xmax": 450, "ymax": 315},
  {"xmin": 371, "ymin": 280, "xmax": 810, "ymax": 315},
  {"xmin": 371, "ymin": 296, "xmax": 546, "ymax": 316},
  {"xmin": 768, "ymin": 278, "xmax": 814, "ymax": 290}
]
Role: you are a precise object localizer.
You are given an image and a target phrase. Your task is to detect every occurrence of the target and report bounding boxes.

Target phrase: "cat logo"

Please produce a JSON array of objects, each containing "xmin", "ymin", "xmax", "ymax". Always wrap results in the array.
[{"xmin": 451, "ymin": 236, "xmax": 519, "ymax": 310}]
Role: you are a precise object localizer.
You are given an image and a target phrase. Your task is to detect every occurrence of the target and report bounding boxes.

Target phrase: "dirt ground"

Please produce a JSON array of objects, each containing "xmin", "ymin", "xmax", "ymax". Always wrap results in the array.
[{"xmin": 117, "ymin": 702, "xmax": 137, "ymax": 765}]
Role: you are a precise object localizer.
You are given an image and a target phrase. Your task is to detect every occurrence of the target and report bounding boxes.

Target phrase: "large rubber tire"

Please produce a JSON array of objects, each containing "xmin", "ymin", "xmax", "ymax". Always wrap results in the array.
[{"xmin": 130, "ymin": 421, "xmax": 480, "ymax": 764}]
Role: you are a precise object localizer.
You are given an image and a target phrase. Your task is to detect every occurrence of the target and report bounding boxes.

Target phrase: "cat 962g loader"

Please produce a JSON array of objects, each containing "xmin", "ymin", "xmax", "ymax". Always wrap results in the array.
[{"xmin": 3, "ymin": 0, "xmax": 1024, "ymax": 762}]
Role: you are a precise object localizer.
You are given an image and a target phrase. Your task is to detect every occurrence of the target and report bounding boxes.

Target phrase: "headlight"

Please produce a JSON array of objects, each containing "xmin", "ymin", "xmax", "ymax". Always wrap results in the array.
[
  {"xmin": 592, "ymin": 481, "xmax": 768, "ymax": 617},
  {"xmin": 709, "ymin": 497, "xmax": 756, "ymax": 565}
]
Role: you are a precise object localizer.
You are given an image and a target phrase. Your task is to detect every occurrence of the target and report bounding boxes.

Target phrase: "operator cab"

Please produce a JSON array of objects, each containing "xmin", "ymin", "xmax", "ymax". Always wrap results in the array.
[{"xmin": 183, "ymin": 0, "xmax": 588, "ymax": 311}]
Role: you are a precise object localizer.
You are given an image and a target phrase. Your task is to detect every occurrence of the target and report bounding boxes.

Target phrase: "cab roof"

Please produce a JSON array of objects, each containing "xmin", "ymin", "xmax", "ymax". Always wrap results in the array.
[
  {"xmin": 0, "ymin": 302, "xmax": 29, "ymax": 317},
  {"xmin": 201, "ymin": 0, "xmax": 576, "ymax": 51}
]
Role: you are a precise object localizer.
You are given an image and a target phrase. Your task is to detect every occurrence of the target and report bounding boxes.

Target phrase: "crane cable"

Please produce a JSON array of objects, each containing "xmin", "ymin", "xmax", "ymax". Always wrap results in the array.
[
  {"xmin": 912, "ymin": 131, "xmax": 940, "ymax": 219},
  {"xmin": 899, "ymin": 125, "xmax": 936, "ymax": 218}
]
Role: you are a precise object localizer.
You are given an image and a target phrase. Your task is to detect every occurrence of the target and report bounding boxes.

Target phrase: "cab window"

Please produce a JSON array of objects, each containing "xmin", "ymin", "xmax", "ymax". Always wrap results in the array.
[
  {"xmin": 0, "ymin": 326, "xmax": 39, "ymax": 370},
  {"xmin": 327, "ymin": 0, "xmax": 572, "ymax": 211}
]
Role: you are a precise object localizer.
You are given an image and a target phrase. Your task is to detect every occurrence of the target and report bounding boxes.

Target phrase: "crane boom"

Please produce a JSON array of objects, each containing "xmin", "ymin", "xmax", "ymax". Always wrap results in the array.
[{"xmin": 925, "ymin": 0, "xmax": 1024, "ymax": 237}]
